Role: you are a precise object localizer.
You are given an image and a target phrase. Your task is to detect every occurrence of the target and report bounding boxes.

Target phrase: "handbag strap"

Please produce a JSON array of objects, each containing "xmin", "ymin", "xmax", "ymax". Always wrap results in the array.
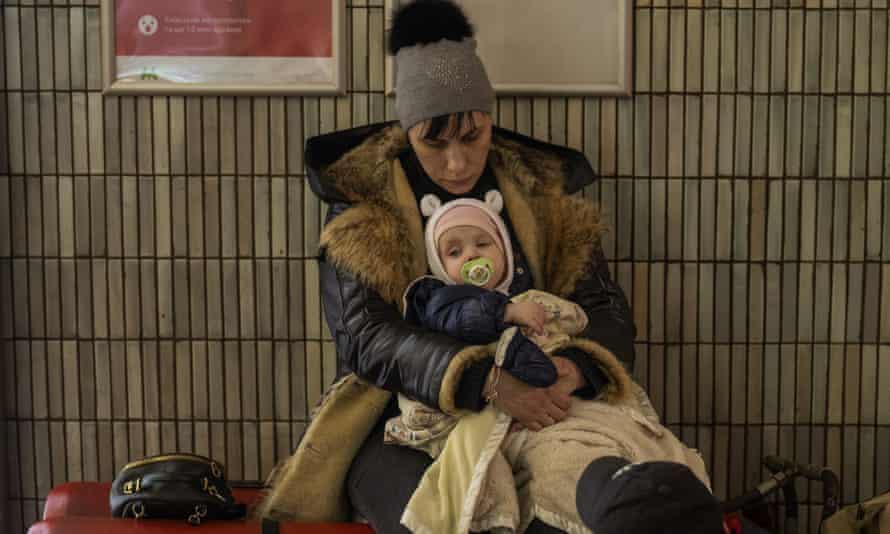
[{"xmin": 261, "ymin": 518, "xmax": 280, "ymax": 534}]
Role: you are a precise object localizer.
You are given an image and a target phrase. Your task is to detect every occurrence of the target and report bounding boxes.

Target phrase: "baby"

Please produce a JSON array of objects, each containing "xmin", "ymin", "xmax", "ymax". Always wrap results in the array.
[
  {"xmin": 387, "ymin": 192, "xmax": 722, "ymax": 534},
  {"xmin": 385, "ymin": 192, "xmax": 590, "ymax": 456}
]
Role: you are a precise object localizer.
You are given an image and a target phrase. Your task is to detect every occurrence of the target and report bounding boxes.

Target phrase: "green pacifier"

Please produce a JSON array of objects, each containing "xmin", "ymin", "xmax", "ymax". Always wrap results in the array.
[{"xmin": 460, "ymin": 258, "xmax": 494, "ymax": 287}]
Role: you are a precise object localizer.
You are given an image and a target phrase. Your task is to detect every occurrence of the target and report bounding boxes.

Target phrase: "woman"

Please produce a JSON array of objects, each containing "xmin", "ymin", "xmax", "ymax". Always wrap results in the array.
[{"xmin": 256, "ymin": 1, "xmax": 697, "ymax": 532}]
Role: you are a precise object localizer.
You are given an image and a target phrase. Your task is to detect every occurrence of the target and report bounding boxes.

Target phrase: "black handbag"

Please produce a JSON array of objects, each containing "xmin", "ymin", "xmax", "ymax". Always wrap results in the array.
[{"xmin": 110, "ymin": 453, "xmax": 247, "ymax": 525}]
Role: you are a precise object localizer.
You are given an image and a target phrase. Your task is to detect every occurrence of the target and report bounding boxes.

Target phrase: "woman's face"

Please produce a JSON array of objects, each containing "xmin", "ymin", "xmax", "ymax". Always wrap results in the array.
[{"xmin": 407, "ymin": 111, "xmax": 493, "ymax": 195}]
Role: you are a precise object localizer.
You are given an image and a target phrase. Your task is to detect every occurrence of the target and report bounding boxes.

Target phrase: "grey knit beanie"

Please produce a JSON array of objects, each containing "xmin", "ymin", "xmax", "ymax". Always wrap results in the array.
[{"xmin": 395, "ymin": 37, "xmax": 495, "ymax": 131}]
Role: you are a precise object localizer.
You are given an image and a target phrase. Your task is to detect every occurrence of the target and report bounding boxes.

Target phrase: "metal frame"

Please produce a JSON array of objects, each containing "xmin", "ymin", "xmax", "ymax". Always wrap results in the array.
[
  {"xmin": 384, "ymin": 0, "xmax": 633, "ymax": 96},
  {"xmin": 100, "ymin": 0, "xmax": 347, "ymax": 95}
]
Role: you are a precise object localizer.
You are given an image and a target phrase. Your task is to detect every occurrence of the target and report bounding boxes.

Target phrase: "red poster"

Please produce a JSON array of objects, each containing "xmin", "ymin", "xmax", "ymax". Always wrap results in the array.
[{"xmin": 115, "ymin": 0, "xmax": 332, "ymax": 58}]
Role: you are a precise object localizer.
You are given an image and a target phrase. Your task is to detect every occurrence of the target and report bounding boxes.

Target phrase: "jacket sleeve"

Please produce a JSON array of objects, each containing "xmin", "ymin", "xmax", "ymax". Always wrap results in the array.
[
  {"xmin": 407, "ymin": 281, "xmax": 510, "ymax": 345},
  {"xmin": 563, "ymin": 243, "xmax": 637, "ymax": 372},
  {"xmin": 320, "ymin": 202, "xmax": 493, "ymax": 411}
]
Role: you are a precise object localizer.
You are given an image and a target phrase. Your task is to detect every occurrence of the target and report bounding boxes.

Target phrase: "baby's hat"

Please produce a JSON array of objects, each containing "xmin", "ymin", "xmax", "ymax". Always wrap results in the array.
[{"xmin": 422, "ymin": 191, "xmax": 514, "ymax": 293}]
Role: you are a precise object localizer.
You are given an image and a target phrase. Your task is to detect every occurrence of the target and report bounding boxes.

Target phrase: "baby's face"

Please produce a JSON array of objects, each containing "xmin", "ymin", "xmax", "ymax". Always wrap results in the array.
[{"xmin": 437, "ymin": 225, "xmax": 505, "ymax": 290}]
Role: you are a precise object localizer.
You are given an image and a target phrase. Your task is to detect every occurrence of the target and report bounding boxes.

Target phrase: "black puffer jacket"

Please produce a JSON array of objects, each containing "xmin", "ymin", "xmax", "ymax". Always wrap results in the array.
[
  {"xmin": 405, "ymin": 278, "xmax": 558, "ymax": 387},
  {"xmin": 309, "ymin": 122, "xmax": 636, "ymax": 412}
]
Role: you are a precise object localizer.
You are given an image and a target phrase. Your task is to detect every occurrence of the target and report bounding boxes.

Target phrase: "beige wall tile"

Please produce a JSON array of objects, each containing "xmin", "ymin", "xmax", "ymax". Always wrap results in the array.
[
  {"xmin": 221, "ymin": 260, "xmax": 239, "ymax": 337},
  {"xmin": 71, "ymin": 94, "xmax": 90, "ymax": 175},
  {"xmin": 531, "ymin": 97, "xmax": 547, "ymax": 143},
  {"xmin": 617, "ymin": 98, "xmax": 634, "ymax": 175},
  {"xmin": 27, "ymin": 261, "xmax": 45, "ymax": 339},
  {"xmin": 252, "ymin": 98, "xmax": 270, "ymax": 176},
  {"xmin": 222, "ymin": 342, "xmax": 241, "ymax": 418},
  {"xmin": 305, "ymin": 341, "xmax": 323, "ymax": 411},
  {"xmin": 851, "ymin": 97, "xmax": 870, "ymax": 178},
  {"xmin": 666, "ymin": 97, "xmax": 684, "ymax": 179},
  {"xmin": 598, "ymin": 99, "xmax": 616, "ymax": 176},
  {"xmin": 189, "ymin": 260, "xmax": 206, "ymax": 338},
  {"xmin": 240, "ymin": 342, "xmax": 257, "ymax": 420},
  {"xmin": 271, "ymin": 260, "xmax": 288, "ymax": 339},
  {"xmin": 868, "ymin": 99, "xmax": 885, "ymax": 178},
  {"xmin": 878, "ymin": 346, "xmax": 890, "ymax": 423},
  {"xmin": 219, "ymin": 98, "xmax": 236, "ymax": 175},
  {"xmin": 158, "ymin": 341, "xmax": 178, "ymax": 420},
  {"xmin": 173, "ymin": 341, "xmax": 192, "ymax": 419},
  {"xmin": 185, "ymin": 97, "xmax": 203, "ymax": 175},
  {"xmin": 111, "ymin": 369, "xmax": 133, "ymax": 444},
  {"xmin": 10, "ymin": 261, "xmax": 27, "ymax": 338},
  {"xmin": 141, "ymin": 341, "xmax": 160, "ymax": 420},
  {"xmin": 304, "ymin": 260, "xmax": 322, "ymax": 340},
  {"xmin": 834, "ymin": 96, "xmax": 853, "ymax": 178},
  {"xmin": 787, "ymin": 96, "xmax": 803, "ymax": 177},
  {"xmin": 666, "ymin": 10, "xmax": 686, "ymax": 93},
  {"xmin": 288, "ymin": 260, "xmax": 306, "ymax": 340},
  {"xmin": 714, "ymin": 264, "xmax": 732, "ymax": 342},
  {"xmin": 59, "ymin": 260, "xmax": 76, "ymax": 338},
  {"xmin": 649, "ymin": 264, "xmax": 666, "ymax": 342},
  {"xmin": 206, "ymin": 342, "xmax": 225, "ymax": 421},
  {"xmin": 206, "ymin": 261, "xmax": 223, "ymax": 338},
  {"xmin": 6, "ymin": 94, "xmax": 25, "ymax": 175},
  {"xmin": 550, "ymin": 98, "xmax": 566, "ymax": 147},
  {"xmin": 22, "ymin": 94, "xmax": 40, "ymax": 175},
  {"xmin": 871, "ymin": 12, "xmax": 888, "ymax": 92},
  {"xmin": 238, "ymin": 259, "xmax": 255, "ymax": 338},
  {"xmin": 631, "ymin": 263, "xmax": 649, "ymax": 342},
  {"xmin": 852, "ymin": 11, "xmax": 871, "ymax": 94}
]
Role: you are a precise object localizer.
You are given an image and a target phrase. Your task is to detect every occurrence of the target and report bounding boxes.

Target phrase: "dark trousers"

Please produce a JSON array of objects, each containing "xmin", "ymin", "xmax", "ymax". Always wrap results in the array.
[{"xmin": 346, "ymin": 405, "xmax": 566, "ymax": 534}]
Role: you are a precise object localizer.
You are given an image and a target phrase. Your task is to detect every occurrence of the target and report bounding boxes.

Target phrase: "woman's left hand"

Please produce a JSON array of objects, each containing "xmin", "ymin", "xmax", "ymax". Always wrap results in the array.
[
  {"xmin": 510, "ymin": 357, "xmax": 583, "ymax": 432},
  {"xmin": 548, "ymin": 357, "xmax": 585, "ymax": 404}
]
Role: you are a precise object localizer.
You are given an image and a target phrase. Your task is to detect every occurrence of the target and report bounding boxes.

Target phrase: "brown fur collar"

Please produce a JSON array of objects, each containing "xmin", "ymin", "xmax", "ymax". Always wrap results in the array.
[{"xmin": 318, "ymin": 124, "xmax": 604, "ymax": 305}]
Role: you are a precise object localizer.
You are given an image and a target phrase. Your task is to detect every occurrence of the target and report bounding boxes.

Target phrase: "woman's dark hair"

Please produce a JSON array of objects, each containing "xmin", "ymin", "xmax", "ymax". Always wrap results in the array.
[
  {"xmin": 419, "ymin": 111, "xmax": 479, "ymax": 141},
  {"xmin": 388, "ymin": 0, "xmax": 474, "ymax": 55}
]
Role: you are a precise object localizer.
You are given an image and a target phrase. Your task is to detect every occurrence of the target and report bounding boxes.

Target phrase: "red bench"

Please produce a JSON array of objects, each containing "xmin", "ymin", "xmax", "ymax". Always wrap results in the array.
[{"xmin": 28, "ymin": 482, "xmax": 374, "ymax": 534}]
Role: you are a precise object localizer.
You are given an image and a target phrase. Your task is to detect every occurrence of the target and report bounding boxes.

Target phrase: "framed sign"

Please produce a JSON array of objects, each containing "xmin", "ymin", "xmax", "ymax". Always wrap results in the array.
[
  {"xmin": 385, "ymin": 0, "xmax": 632, "ymax": 96},
  {"xmin": 102, "ymin": 0, "xmax": 346, "ymax": 95}
]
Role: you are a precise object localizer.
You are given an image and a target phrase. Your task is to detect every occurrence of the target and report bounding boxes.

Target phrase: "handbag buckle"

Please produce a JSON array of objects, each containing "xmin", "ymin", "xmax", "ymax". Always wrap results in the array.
[
  {"xmin": 123, "ymin": 478, "xmax": 142, "ymax": 495},
  {"xmin": 131, "ymin": 502, "xmax": 146, "ymax": 519},
  {"xmin": 202, "ymin": 477, "xmax": 227, "ymax": 502},
  {"xmin": 189, "ymin": 504, "xmax": 207, "ymax": 526},
  {"xmin": 188, "ymin": 504, "xmax": 208, "ymax": 526}
]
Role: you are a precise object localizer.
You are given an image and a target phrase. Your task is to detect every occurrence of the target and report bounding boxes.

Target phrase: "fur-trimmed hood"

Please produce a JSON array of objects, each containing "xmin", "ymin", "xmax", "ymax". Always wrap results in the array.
[
  {"xmin": 309, "ymin": 122, "xmax": 605, "ymax": 306},
  {"xmin": 305, "ymin": 121, "xmax": 597, "ymax": 203}
]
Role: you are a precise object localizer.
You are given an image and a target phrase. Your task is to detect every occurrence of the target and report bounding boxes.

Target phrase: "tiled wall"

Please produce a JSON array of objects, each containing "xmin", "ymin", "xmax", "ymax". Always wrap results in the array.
[{"xmin": 2, "ymin": 1, "xmax": 890, "ymax": 532}]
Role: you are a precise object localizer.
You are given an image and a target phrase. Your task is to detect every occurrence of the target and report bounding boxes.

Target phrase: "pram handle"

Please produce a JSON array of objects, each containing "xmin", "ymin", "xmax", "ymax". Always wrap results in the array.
[
  {"xmin": 763, "ymin": 456, "xmax": 840, "ymax": 518},
  {"xmin": 721, "ymin": 468, "xmax": 797, "ymax": 515}
]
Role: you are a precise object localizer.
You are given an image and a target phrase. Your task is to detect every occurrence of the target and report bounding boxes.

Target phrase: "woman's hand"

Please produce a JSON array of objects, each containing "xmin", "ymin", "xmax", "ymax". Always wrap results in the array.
[
  {"xmin": 543, "ymin": 357, "xmax": 585, "ymax": 416},
  {"xmin": 499, "ymin": 358, "xmax": 585, "ymax": 432},
  {"xmin": 492, "ymin": 370, "xmax": 570, "ymax": 431}
]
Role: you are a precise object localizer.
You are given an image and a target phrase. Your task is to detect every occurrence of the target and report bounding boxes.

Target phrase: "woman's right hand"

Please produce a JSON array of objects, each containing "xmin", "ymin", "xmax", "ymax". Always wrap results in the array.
[{"xmin": 492, "ymin": 370, "xmax": 570, "ymax": 431}]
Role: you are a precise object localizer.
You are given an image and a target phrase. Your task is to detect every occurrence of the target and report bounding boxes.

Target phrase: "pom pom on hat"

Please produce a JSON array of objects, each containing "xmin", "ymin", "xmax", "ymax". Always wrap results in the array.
[{"xmin": 388, "ymin": 0, "xmax": 475, "ymax": 55}]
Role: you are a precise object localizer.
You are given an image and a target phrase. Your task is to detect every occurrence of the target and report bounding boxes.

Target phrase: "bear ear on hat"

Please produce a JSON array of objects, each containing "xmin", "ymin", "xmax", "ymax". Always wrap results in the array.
[
  {"xmin": 484, "ymin": 190, "xmax": 503, "ymax": 214},
  {"xmin": 421, "ymin": 194, "xmax": 443, "ymax": 217}
]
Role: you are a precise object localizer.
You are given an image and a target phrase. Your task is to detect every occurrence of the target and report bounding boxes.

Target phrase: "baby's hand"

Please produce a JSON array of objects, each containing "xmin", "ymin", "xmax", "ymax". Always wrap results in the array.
[{"xmin": 504, "ymin": 301, "xmax": 546, "ymax": 336}]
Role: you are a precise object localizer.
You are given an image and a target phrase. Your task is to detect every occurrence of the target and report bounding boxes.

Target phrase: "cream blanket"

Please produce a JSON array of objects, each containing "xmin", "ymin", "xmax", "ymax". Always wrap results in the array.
[{"xmin": 401, "ymin": 383, "xmax": 710, "ymax": 534}]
